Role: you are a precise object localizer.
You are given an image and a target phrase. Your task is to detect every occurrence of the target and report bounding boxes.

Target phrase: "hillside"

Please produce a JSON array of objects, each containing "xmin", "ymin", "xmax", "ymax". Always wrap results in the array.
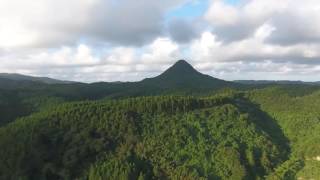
[
  {"xmin": 247, "ymin": 87, "xmax": 320, "ymax": 179},
  {"xmin": 0, "ymin": 94, "xmax": 289, "ymax": 179}
]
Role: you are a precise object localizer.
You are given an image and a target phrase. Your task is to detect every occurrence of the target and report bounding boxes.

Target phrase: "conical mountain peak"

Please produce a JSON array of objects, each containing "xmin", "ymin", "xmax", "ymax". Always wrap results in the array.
[
  {"xmin": 161, "ymin": 60, "xmax": 200, "ymax": 76},
  {"xmin": 141, "ymin": 60, "xmax": 235, "ymax": 89},
  {"xmin": 173, "ymin": 59, "xmax": 193, "ymax": 67}
]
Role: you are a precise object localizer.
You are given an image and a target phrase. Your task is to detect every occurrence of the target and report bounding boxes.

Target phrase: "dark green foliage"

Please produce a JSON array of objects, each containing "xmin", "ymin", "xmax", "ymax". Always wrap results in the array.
[
  {"xmin": 0, "ymin": 95, "xmax": 288, "ymax": 179},
  {"xmin": 0, "ymin": 89, "xmax": 65, "ymax": 126},
  {"xmin": 0, "ymin": 90, "xmax": 32, "ymax": 125},
  {"xmin": 248, "ymin": 86, "xmax": 320, "ymax": 179}
]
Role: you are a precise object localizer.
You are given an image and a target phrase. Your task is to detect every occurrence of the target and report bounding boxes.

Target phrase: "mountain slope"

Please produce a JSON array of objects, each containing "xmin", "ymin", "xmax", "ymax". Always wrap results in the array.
[
  {"xmin": 141, "ymin": 60, "xmax": 236, "ymax": 90},
  {"xmin": 0, "ymin": 73, "xmax": 75, "ymax": 85},
  {"xmin": 0, "ymin": 77, "xmax": 44, "ymax": 89}
]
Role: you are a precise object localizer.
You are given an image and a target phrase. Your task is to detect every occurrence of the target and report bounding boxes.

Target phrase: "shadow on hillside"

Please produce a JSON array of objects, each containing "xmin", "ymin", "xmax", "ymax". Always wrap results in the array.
[
  {"xmin": 233, "ymin": 97, "xmax": 291, "ymax": 159},
  {"xmin": 0, "ymin": 91, "xmax": 33, "ymax": 126},
  {"xmin": 235, "ymin": 98, "xmax": 290, "ymax": 154}
]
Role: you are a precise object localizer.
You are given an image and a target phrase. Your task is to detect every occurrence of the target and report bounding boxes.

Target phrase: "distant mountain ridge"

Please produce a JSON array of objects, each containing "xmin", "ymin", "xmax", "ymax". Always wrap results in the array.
[
  {"xmin": 1, "ymin": 61, "xmax": 319, "ymax": 87},
  {"xmin": 0, "ymin": 73, "xmax": 75, "ymax": 84},
  {"xmin": 1, "ymin": 59, "xmax": 319, "ymax": 99},
  {"xmin": 235, "ymin": 80, "xmax": 320, "ymax": 85}
]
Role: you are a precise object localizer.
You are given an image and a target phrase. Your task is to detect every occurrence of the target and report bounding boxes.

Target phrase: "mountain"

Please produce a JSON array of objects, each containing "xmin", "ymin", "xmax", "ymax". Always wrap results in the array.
[
  {"xmin": 69, "ymin": 60, "xmax": 240, "ymax": 100},
  {"xmin": 141, "ymin": 60, "xmax": 237, "ymax": 90},
  {"xmin": 0, "ymin": 73, "xmax": 75, "ymax": 85},
  {"xmin": 0, "ymin": 60, "xmax": 237, "ymax": 91}
]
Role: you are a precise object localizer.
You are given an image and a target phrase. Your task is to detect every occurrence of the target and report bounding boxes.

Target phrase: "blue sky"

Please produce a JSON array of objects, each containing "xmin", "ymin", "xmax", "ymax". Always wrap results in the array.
[
  {"xmin": 166, "ymin": 0, "xmax": 240, "ymax": 19},
  {"xmin": 166, "ymin": 0, "xmax": 209, "ymax": 19},
  {"xmin": 224, "ymin": 0, "xmax": 241, "ymax": 5},
  {"xmin": 166, "ymin": 0, "xmax": 240, "ymax": 20}
]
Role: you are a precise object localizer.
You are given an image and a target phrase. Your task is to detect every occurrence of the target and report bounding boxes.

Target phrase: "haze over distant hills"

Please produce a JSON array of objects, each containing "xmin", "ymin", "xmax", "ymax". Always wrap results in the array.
[
  {"xmin": 1, "ymin": 60, "xmax": 318, "ymax": 86},
  {"xmin": 0, "ymin": 60, "xmax": 320, "ymax": 88},
  {"xmin": 0, "ymin": 60, "xmax": 239, "ymax": 91},
  {"xmin": 235, "ymin": 80, "xmax": 320, "ymax": 85}
]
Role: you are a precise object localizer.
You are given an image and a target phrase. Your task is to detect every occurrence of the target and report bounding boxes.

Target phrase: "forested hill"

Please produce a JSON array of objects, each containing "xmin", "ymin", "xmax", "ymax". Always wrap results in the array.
[
  {"xmin": 1, "ymin": 88, "xmax": 320, "ymax": 179},
  {"xmin": 0, "ymin": 94, "xmax": 290, "ymax": 179}
]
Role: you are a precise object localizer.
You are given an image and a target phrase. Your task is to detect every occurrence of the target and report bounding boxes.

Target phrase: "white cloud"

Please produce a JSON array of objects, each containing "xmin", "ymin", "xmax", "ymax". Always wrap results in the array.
[
  {"xmin": 190, "ymin": 31, "xmax": 320, "ymax": 63},
  {"xmin": 104, "ymin": 47, "xmax": 137, "ymax": 65},
  {"xmin": 0, "ymin": 0, "xmax": 189, "ymax": 48},
  {"xmin": 141, "ymin": 38, "xmax": 181, "ymax": 64},
  {"xmin": 205, "ymin": 0, "xmax": 239, "ymax": 26},
  {"xmin": 1, "ymin": 0, "xmax": 320, "ymax": 82},
  {"xmin": 0, "ymin": 0, "xmax": 93, "ymax": 48},
  {"xmin": 0, "ymin": 38, "xmax": 183, "ymax": 82},
  {"xmin": 205, "ymin": 0, "xmax": 320, "ymax": 44},
  {"xmin": 187, "ymin": 30, "xmax": 320, "ymax": 81}
]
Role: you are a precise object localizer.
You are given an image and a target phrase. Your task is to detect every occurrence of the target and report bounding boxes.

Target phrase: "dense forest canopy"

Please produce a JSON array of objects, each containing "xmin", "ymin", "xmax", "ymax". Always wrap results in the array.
[{"xmin": 0, "ymin": 60, "xmax": 319, "ymax": 179}]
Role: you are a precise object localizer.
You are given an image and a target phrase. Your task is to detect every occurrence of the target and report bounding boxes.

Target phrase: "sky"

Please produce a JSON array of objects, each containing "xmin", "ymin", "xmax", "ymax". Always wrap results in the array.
[{"xmin": 0, "ymin": 0, "xmax": 320, "ymax": 82}]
